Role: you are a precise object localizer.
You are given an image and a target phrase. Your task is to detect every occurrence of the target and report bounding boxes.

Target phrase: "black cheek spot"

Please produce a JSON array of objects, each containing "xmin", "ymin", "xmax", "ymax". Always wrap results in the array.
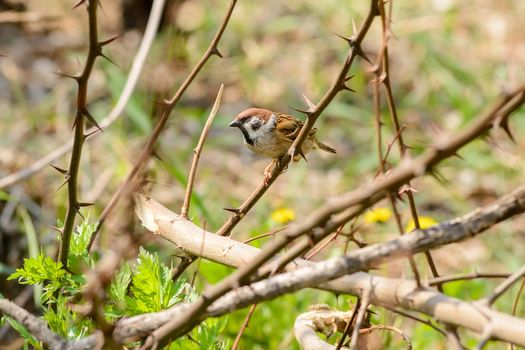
[
  {"xmin": 251, "ymin": 120, "xmax": 262, "ymax": 131},
  {"xmin": 240, "ymin": 127, "xmax": 254, "ymax": 146}
]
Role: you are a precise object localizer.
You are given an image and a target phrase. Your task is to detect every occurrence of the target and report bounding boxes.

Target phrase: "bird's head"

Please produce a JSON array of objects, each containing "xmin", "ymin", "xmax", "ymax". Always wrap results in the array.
[{"xmin": 229, "ymin": 108, "xmax": 275, "ymax": 145}]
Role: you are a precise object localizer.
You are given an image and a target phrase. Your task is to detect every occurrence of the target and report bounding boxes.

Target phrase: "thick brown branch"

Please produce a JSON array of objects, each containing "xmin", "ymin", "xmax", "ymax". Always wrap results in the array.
[{"xmin": 131, "ymin": 185, "xmax": 525, "ymax": 346}]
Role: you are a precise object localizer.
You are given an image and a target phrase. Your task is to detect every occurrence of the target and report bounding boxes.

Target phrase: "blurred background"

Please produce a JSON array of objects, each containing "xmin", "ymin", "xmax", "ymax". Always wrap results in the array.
[{"xmin": 1, "ymin": 0, "xmax": 525, "ymax": 348}]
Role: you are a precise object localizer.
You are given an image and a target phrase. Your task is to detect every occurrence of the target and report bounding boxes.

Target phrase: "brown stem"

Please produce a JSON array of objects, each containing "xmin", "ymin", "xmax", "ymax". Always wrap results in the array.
[
  {"xmin": 377, "ymin": 0, "xmax": 442, "ymax": 288},
  {"xmin": 231, "ymin": 304, "xmax": 258, "ymax": 350},
  {"xmin": 58, "ymin": 0, "xmax": 102, "ymax": 267},
  {"xmin": 370, "ymin": 10, "xmax": 422, "ymax": 287},
  {"xmin": 428, "ymin": 272, "xmax": 510, "ymax": 286},
  {"xmin": 0, "ymin": 0, "xmax": 165, "ymax": 191},
  {"xmin": 348, "ymin": 293, "xmax": 370, "ymax": 349},
  {"xmin": 335, "ymin": 299, "xmax": 361, "ymax": 350},
  {"xmin": 384, "ymin": 307, "xmax": 446, "ymax": 336}
]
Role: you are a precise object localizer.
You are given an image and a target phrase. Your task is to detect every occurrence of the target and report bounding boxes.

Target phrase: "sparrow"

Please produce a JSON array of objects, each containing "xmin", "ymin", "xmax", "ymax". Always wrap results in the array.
[{"xmin": 229, "ymin": 107, "xmax": 336, "ymax": 181}]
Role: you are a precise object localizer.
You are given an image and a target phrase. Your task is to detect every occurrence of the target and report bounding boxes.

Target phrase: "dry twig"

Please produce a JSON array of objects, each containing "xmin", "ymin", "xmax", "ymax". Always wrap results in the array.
[{"xmin": 483, "ymin": 265, "xmax": 525, "ymax": 306}]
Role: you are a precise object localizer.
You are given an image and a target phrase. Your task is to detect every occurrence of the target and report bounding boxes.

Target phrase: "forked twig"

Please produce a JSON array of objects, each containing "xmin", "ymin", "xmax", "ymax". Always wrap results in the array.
[{"xmin": 483, "ymin": 264, "xmax": 525, "ymax": 306}]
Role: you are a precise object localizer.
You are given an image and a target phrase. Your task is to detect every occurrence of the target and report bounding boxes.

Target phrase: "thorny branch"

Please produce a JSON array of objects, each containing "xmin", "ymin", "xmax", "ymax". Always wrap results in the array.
[
  {"xmin": 6, "ymin": 185, "xmax": 523, "ymax": 349},
  {"xmin": 141, "ymin": 78, "xmax": 524, "ymax": 347},
  {"xmin": 88, "ymin": 0, "xmax": 238, "ymax": 249},
  {"xmin": 0, "ymin": 0, "xmax": 166, "ymax": 190},
  {"xmin": 140, "ymin": 2, "xmax": 381, "ymax": 346},
  {"xmin": 216, "ymin": 0, "xmax": 380, "ymax": 237},
  {"xmin": 371, "ymin": 0, "xmax": 422, "ymax": 287},
  {"xmin": 58, "ymin": 0, "xmax": 110, "ymax": 267}
]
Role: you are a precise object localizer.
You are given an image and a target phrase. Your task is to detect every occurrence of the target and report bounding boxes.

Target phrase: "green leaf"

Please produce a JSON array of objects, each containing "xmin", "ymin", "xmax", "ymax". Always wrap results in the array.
[
  {"xmin": 4, "ymin": 317, "xmax": 43, "ymax": 350},
  {"xmin": 69, "ymin": 219, "xmax": 97, "ymax": 273},
  {"xmin": 126, "ymin": 248, "xmax": 186, "ymax": 315},
  {"xmin": 43, "ymin": 295, "xmax": 93, "ymax": 339},
  {"xmin": 8, "ymin": 253, "xmax": 84, "ymax": 303},
  {"xmin": 106, "ymin": 262, "xmax": 132, "ymax": 319}
]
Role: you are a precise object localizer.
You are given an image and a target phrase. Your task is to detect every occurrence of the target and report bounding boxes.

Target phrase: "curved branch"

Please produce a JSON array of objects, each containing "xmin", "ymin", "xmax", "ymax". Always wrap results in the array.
[
  {"xmin": 215, "ymin": 84, "xmax": 525, "ymax": 294},
  {"xmin": 294, "ymin": 306, "xmax": 352, "ymax": 350}
]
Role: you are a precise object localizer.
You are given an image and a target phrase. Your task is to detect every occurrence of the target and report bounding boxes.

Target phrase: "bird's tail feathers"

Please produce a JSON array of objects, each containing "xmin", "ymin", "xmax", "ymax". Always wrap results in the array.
[{"xmin": 315, "ymin": 140, "xmax": 337, "ymax": 154}]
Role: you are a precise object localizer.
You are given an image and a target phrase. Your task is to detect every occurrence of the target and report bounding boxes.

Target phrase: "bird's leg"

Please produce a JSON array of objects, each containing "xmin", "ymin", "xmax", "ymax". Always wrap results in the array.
[{"xmin": 264, "ymin": 159, "xmax": 279, "ymax": 185}]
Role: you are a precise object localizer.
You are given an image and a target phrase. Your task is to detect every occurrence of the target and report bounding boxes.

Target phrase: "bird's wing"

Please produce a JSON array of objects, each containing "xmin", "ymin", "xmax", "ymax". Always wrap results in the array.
[{"xmin": 275, "ymin": 113, "xmax": 317, "ymax": 142}]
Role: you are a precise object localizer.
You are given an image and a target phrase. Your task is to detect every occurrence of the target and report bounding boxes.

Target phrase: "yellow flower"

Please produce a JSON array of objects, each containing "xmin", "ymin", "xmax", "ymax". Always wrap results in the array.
[
  {"xmin": 271, "ymin": 208, "xmax": 296, "ymax": 224},
  {"xmin": 363, "ymin": 207, "xmax": 392, "ymax": 224},
  {"xmin": 405, "ymin": 216, "xmax": 438, "ymax": 232}
]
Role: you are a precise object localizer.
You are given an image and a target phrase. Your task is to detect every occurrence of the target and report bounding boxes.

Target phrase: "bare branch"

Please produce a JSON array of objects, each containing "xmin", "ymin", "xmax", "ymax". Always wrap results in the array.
[
  {"xmin": 294, "ymin": 305, "xmax": 354, "ymax": 350},
  {"xmin": 0, "ymin": 299, "xmax": 102, "ymax": 350},
  {"xmin": 349, "ymin": 293, "xmax": 370, "ymax": 349},
  {"xmin": 58, "ymin": 0, "xmax": 102, "ymax": 267},
  {"xmin": 359, "ymin": 325, "xmax": 412, "ymax": 350},
  {"xmin": 428, "ymin": 272, "xmax": 510, "ymax": 286},
  {"xmin": 131, "ymin": 186, "xmax": 525, "ymax": 346},
  {"xmin": 231, "ymin": 304, "xmax": 258, "ymax": 350}
]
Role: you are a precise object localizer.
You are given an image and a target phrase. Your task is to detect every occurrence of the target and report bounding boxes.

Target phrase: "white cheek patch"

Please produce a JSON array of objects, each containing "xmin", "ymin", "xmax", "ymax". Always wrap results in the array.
[{"xmin": 249, "ymin": 115, "xmax": 276, "ymax": 141}]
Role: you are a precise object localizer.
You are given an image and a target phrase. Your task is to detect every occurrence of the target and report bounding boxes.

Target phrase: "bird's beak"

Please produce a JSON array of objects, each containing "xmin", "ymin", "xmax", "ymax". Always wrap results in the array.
[{"xmin": 229, "ymin": 119, "xmax": 241, "ymax": 128}]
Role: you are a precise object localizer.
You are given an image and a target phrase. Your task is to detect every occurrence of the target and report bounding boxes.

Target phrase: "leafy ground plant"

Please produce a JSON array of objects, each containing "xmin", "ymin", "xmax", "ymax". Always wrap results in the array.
[{"xmin": 3, "ymin": 221, "xmax": 228, "ymax": 349}]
